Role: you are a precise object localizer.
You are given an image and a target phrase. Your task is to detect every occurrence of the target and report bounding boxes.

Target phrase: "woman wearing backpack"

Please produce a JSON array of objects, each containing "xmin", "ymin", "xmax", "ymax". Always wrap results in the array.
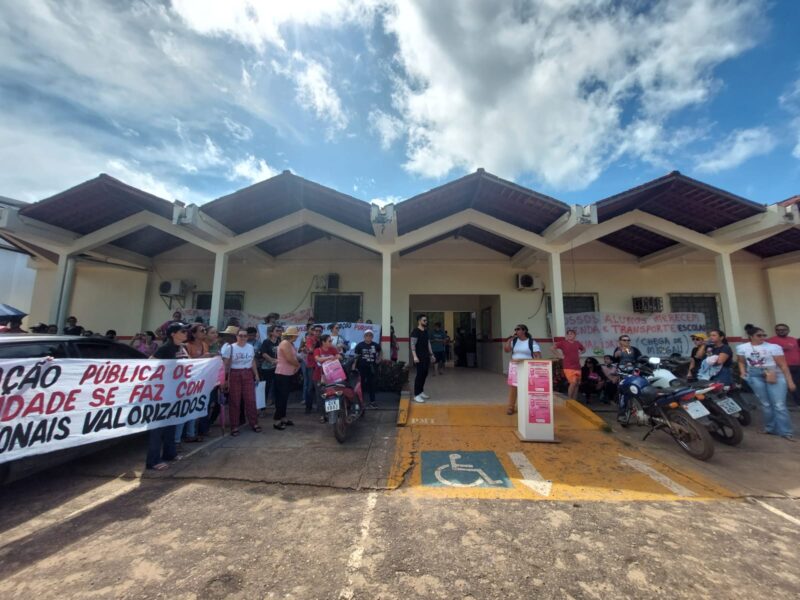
[{"xmin": 503, "ymin": 324, "xmax": 542, "ymax": 415}]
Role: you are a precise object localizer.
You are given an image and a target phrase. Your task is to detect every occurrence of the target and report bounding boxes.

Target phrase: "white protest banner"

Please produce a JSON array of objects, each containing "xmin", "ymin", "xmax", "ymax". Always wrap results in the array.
[
  {"xmin": 0, "ymin": 357, "xmax": 223, "ymax": 464},
  {"xmin": 564, "ymin": 312, "xmax": 706, "ymax": 358},
  {"xmin": 257, "ymin": 322, "xmax": 382, "ymax": 353}
]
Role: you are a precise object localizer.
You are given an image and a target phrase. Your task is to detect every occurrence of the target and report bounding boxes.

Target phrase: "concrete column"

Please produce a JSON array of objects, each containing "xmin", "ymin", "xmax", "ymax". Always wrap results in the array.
[
  {"xmin": 49, "ymin": 254, "xmax": 76, "ymax": 329},
  {"xmin": 715, "ymin": 252, "xmax": 741, "ymax": 336},
  {"xmin": 381, "ymin": 251, "xmax": 392, "ymax": 344},
  {"xmin": 548, "ymin": 251, "xmax": 565, "ymax": 338},
  {"xmin": 209, "ymin": 252, "xmax": 229, "ymax": 329}
]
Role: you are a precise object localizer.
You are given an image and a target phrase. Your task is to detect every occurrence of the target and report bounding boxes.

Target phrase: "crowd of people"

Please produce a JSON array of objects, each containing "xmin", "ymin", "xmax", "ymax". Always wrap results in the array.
[
  {"xmin": 141, "ymin": 312, "xmax": 393, "ymax": 470},
  {"xmin": 530, "ymin": 323, "xmax": 798, "ymax": 442}
]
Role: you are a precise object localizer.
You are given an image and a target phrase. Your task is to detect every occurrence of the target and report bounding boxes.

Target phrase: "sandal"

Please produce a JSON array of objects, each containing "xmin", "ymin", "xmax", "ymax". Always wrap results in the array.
[
  {"xmin": 230, "ymin": 429, "xmax": 240, "ymax": 437},
  {"xmin": 252, "ymin": 425, "xmax": 262, "ymax": 433},
  {"xmin": 150, "ymin": 462, "xmax": 169, "ymax": 471},
  {"xmin": 273, "ymin": 423, "xmax": 286, "ymax": 431}
]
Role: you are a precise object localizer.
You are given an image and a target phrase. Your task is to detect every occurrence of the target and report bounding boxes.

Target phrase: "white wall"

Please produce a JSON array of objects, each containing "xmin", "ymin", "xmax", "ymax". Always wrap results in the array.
[{"xmin": 766, "ymin": 263, "xmax": 800, "ymax": 332}]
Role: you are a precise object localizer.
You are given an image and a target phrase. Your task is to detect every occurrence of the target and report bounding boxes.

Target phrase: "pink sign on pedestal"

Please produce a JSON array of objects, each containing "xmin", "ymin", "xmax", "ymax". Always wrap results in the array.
[{"xmin": 517, "ymin": 360, "xmax": 556, "ymax": 442}]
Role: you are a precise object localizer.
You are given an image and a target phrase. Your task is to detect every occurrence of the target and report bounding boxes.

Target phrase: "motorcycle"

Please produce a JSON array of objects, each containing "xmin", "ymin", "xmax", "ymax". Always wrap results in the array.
[
  {"xmin": 319, "ymin": 356, "xmax": 364, "ymax": 443},
  {"xmin": 658, "ymin": 357, "xmax": 753, "ymax": 430},
  {"xmin": 617, "ymin": 359, "xmax": 715, "ymax": 461}
]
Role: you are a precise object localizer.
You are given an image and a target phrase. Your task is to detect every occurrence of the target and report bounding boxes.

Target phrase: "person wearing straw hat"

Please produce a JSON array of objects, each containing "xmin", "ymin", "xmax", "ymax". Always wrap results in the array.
[{"xmin": 274, "ymin": 326, "xmax": 301, "ymax": 430}]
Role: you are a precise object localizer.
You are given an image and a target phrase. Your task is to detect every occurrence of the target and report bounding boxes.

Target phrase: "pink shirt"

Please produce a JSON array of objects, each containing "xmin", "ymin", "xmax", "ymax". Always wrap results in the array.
[
  {"xmin": 276, "ymin": 341, "xmax": 299, "ymax": 376},
  {"xmin": 767, "ymin": 335, "xmax": 800, "ymax": 366}
]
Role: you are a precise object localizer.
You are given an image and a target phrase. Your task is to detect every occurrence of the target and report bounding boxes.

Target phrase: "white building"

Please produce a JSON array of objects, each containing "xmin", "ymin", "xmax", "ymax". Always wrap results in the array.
[{"xmin": 1, "ymin": 170, "xmax": 798, "ymax": 372}]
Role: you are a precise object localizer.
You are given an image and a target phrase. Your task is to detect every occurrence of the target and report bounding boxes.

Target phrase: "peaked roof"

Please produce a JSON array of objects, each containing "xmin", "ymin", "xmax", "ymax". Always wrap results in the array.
[
  {"xmin": 395, "ymin": 169, "xmax": 570, "ymax": 236},
  {"xmin": 202, "ymin": 171, "xmax": 373, "ymax": 235},
  {"xmin": 18, "ymin": 174, "xmax": 174, "ymax": 235}
]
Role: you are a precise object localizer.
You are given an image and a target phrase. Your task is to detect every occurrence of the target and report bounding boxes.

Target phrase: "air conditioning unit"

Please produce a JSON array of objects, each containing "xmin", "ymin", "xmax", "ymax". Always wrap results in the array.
[
  {"xmin": 516, "ymin": 273, "xmax": 543, "ymax": 291},
  {"xmin": 159, "ymin": 279, "xmax": 187, "ymax": 297},
  {"xmin": 327, "ymin": 273, "xmax": 340, "ymax": 291},
  {"xmin": 632, "ymin": 296, "xmax": 663, "ymax": 313}
]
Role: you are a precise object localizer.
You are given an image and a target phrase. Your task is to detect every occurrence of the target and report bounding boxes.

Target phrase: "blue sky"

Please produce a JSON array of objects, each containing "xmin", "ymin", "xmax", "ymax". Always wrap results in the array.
[{"xmin": 1, "ymin": 1, "xmax": 798, "ymax": 207}]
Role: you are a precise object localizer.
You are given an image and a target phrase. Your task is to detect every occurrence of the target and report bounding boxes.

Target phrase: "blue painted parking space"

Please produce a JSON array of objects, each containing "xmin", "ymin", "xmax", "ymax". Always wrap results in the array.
[{"xmin": 421, "ymin": 451, "xmax": 512, "ymax": 488}]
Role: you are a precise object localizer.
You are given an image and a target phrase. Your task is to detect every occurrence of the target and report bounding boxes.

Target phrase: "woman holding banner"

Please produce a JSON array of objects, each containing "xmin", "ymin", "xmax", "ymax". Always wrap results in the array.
[{"xmin": 146, "ymin": 322, "xmax": 189, "ymax": 471}]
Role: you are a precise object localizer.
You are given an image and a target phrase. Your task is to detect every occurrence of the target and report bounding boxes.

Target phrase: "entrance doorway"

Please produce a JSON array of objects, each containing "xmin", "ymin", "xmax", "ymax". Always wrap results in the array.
[
  {"xmin": 409, "ymin": 294, "xmax": 502, "ymax": 374},
  {"xmin": 452, "ymin": 311, "xmax": 476, "ymax": 367}
]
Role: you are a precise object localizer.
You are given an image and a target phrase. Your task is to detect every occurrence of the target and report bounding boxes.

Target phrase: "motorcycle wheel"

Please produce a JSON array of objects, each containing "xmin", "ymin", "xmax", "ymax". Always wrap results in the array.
[
  {"xmin": 737, "ymin": 408, "xmax": 752, "ymax": 427},
  {"xmin": 334, "ymin": 405, "xmax": 348, "ymax": 443},
  {"xmin": 617, "ymin": 396, "xmax": 631, "ymax": 428},
  {"xmin": 665, "ymin": 409, "xmax": 715, "ymax": 461},
  {"xmin": 710, "ymin": 414, "xmax": 744, "ymax": 446}
]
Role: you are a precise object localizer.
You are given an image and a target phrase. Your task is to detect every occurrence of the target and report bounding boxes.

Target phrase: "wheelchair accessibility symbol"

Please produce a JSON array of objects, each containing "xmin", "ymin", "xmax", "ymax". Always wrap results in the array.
[{"xmin": 421, "ymin": 451, "xmax": 511, "ymax": 488}]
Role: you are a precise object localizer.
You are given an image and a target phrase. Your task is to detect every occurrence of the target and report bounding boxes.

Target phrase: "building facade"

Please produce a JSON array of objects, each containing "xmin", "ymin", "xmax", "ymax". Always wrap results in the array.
[{"xmin": 1, "ymin": 170, "xmax": 798, "ymax": 372}]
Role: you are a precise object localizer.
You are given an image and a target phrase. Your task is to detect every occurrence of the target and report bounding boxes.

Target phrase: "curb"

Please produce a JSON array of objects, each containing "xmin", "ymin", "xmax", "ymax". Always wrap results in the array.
[
  {"xmin": 397, "ymin": 394, "xmax": 410, "ymax": 427},
  {"xmin": 566, "ymin": 399, "xmax": 611, "ymax": 431}
]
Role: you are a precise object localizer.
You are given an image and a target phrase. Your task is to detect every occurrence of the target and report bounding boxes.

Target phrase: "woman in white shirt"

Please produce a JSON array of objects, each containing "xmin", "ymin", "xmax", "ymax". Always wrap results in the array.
[
  {"xmin": 222, "ymin": 329, "xmax": 261, "ymax": 436},
  {"xmin": 737, "ymin": 323, "xmax": 796, "ymax": 441},
  {"xmin": 503, "ymin": 324, "xmax": 542, "ymax": 415}
]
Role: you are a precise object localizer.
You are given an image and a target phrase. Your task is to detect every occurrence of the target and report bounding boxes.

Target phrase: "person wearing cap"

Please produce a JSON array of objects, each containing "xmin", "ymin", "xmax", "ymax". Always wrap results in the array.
[
  {"xmin": 354, "ymin": 330, "xmax": 382, "ymax": 408},
  {"xmin": 688, "ymin": 333, "xmax": 708, "ymax": 380},
  {"xmin": 221, "ymin": 328, "xmax": 261, "ymax": 436},
  {"xmin": 274, "ymin": 326, "xmax": 301, "ymax": 430},
  {"xmin": 145, "ymin": 322, "xmax": 189, "ymax": 471}
]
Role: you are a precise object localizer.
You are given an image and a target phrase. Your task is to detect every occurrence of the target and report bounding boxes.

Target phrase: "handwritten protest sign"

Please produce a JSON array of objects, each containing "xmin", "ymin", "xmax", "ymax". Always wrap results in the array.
[
  {"xmin": 564, "ymin": 312, "xmax": 706, "ymax": 358},
  {"xmin": 0, "ymin": 357, "xmax": 223, "ymax": 464}
]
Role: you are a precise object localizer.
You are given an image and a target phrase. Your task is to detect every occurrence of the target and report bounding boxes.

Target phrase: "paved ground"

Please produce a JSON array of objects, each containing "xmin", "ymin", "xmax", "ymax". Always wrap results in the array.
[
  {"xmin": 2, "ymin": 373, "xmax": 800, "ymax": 599},
  {"xmin": 592, "ymin": 396, "xmax": 800, "ymax": 498}
]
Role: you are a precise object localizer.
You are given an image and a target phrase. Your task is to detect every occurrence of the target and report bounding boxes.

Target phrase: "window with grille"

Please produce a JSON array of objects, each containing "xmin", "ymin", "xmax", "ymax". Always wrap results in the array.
[
  {"xmin": 546, "ymin": 293, "xmax": 598, "ymax": 315},
  {"xmin": 668, "ymin": 294, "xmax": 721, "ymax": 331},
  {"xmin": 193, "ymin": 291, "xmax": 245, "ymax": 311},
  {"xmin": 312, "ymin": 293, "xmax": 362, "ymax": 323},
  {"xmin": 545, "ymin": 293, "xmax": 599, "ymax": 336}
]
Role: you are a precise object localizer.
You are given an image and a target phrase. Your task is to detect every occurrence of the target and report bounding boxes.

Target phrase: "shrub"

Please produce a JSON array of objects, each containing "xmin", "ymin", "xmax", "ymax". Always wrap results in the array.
[{"xmin": 375, "ymin": 360, "xmax": 409, "ymax": 393}]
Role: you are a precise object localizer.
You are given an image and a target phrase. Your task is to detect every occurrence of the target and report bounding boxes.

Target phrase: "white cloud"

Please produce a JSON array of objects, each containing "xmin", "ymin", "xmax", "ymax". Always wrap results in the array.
[
  {"xmin": 780, "ymin": 79, "xmax": 800, "ymax": 159},
  {"xmin": 370, "ymin": 195, "xmax": 403, "ymax": 206},
  {"xmin": 368, "ymin": 109, "xmax": 405, "ymax": 149},
  {"xmin": 291, "ymin": 55, "xmax": 349, "ymax": 136},
  {"xmin": 0, "ymin": 114, "xmax": 201, "ymax": 203},
  {"xmin": 170, "ymin": 0, "xmax": 380, "ymax": 52},
  {"xmin": 695, "ymin": 127, "xmax": 777, "ymax": 173},
  {"xmin": 105, "ymin": 159, "xmax": 192, "ymax": 202},
  {"xmin": 378, "ymin": 0, "xmax": 763, "ymax": 188},
  {"xmin": 229, "ymin": 155, "xmax": 279, "ymax": 183},
  {"xmin": 223, "ymin": 117, "xmax": 254, "ymax": 141}
]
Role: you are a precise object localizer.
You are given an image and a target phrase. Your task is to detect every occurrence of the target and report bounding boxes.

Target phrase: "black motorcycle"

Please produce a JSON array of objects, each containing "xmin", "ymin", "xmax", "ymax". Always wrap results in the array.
[{"xmin": 617, "ymin": 361, "xmax": 715, "ymax": 461}]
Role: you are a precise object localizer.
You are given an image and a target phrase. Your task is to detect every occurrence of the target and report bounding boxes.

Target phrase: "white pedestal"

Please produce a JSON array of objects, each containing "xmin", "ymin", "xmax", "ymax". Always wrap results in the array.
[{"xmin": 516, "ymin": 360, "xmax": 557, "ymax": 442}]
